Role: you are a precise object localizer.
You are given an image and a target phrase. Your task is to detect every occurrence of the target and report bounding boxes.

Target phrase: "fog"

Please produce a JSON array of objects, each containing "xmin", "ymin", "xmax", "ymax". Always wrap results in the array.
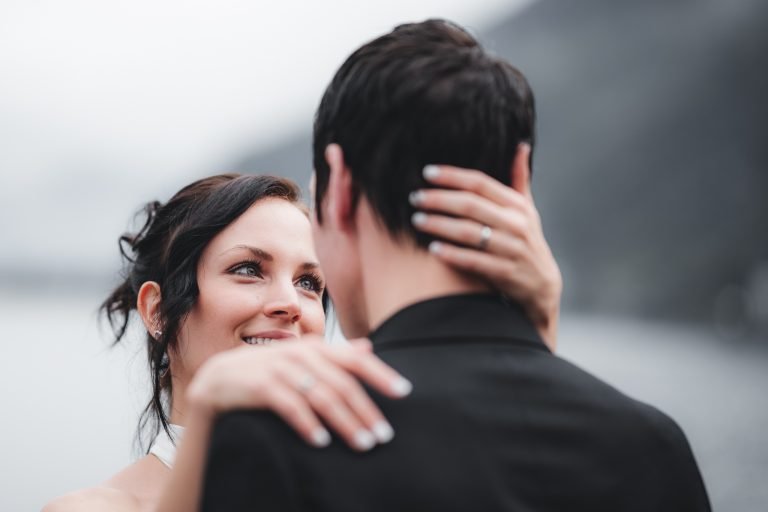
[{"xmin": 0, "ymin": 0, "xmax": 526, "ymax": 280}]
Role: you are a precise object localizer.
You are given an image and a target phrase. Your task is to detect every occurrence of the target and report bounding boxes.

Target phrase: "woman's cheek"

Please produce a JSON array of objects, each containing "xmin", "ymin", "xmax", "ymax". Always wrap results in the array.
[
  {"xmin": 300, "ymin": 296, "xmax": 326, "ymax": 336},
  {"xmin": 213, "ymin": 280, "xmax": 261, "ymax": 314}
]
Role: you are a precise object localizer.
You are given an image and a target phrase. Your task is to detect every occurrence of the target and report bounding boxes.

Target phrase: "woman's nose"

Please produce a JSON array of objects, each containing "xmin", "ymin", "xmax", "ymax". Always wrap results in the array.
[{"xmin": 263, "ymin": 283, "xmax": 302, "ymax": 323}]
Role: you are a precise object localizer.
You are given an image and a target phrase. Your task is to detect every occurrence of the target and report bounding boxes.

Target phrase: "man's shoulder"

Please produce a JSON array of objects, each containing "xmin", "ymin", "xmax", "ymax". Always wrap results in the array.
[
  {"xmin": 214, "ymin": 408, "xmax": 291, "ymax": 441},
  {"xmin": 544, "ymin": 355, "xmax": 693, "ymax": 440},
  {"xmin": 625, "ymin": 398, "xmax": 699, "ymax": 458},
  {"xmin": 42, "ymin": 486, "xmax": 139, "ymax": 512},
  {"xmin": 375, "ymin": 335, "xmax": 638, "ymax": 410},
  {"xmin": 203, "ymin": 411, "xmax": 311, "ymax": 511},
  {"xmin": 209, "ymin": 409, "xmax": 305, "ymax": 465},
  {"xmin": 376, "ymin": 339, "xmax": 689, "ymax": 447},
  {"xmin": 543, "ymin": 357, "xmax": 703, "ymax": 469}
]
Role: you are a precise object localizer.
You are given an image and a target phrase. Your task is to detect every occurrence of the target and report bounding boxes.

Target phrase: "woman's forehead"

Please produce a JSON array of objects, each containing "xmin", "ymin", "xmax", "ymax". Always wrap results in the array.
[{"xmin": 204, "ymin": 198, "xmax": 316, "ymax": 260}]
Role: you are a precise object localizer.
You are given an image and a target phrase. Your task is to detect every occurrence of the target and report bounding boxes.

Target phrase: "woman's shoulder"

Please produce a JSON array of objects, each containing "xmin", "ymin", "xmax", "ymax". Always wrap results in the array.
[
  {"xmin": 42, "ymin": 455, "xmax": 166, "ymax": 512},
  {"xmin": 42, "ymin": 486, "xmax": 140, "ymax": 512}
]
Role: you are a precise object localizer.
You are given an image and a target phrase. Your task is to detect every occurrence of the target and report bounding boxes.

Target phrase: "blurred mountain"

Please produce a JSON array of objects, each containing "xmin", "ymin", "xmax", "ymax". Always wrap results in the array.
[{"xmin": 232, "ymin": 0, "xmax": 768, "ymax": 328}]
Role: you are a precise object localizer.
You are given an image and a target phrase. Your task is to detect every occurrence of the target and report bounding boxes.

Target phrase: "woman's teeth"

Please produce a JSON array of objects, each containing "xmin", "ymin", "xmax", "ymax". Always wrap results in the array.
[{"xmin": 243, "ymin": 337, "xmax": 275, "ymax": 346}]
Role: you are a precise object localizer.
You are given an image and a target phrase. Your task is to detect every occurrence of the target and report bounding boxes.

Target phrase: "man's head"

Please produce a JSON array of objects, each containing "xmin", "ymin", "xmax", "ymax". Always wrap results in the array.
[{"xmin": 311, "ymin": 19, "xmax": 536, "ymax": 336}]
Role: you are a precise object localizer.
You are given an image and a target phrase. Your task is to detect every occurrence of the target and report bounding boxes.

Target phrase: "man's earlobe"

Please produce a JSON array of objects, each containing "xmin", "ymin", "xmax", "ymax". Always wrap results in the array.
[{"xmin": 510, "ymin": 142, "xmax": 532, "ymax": 198}]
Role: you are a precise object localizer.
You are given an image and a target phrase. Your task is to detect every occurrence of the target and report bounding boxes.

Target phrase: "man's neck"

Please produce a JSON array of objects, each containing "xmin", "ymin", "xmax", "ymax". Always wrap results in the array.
[{"xmin": 356, "ymin": 216, "xmax": 493, "ymax": 333}]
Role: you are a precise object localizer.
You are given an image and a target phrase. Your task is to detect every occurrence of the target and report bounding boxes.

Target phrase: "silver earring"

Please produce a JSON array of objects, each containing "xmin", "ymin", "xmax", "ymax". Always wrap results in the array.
[{"xmin": 153, "ymin": 330, "xmax": 163, "ymax": 339}]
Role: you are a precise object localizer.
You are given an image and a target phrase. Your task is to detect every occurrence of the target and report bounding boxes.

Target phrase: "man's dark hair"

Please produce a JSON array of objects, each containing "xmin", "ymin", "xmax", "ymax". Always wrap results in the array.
[{"xmin": 313, "ymin": 18, "xmax": 536, "ymax": 246}]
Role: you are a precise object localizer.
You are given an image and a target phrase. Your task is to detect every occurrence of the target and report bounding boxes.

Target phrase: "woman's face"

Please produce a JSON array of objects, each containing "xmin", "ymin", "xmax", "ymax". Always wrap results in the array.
[{"xmin": 173, "ymin": 197, "xmax": 326, "ymax": 380}]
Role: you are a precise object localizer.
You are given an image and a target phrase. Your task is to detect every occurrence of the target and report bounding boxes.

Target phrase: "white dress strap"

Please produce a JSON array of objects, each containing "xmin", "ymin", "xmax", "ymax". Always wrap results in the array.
[{"xmin": 149, "ymin": 424, "xmax": 185, "ymax": 469}]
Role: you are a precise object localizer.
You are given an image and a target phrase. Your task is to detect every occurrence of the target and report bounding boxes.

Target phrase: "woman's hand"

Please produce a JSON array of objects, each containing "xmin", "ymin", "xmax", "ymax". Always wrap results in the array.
[
  {"xmin": 187, "ymin": 337, "xmax": 411, "ymax": 452},
  {"xmin": 410, "ymin": 164, "xmax": 562, "ymax": 350}
]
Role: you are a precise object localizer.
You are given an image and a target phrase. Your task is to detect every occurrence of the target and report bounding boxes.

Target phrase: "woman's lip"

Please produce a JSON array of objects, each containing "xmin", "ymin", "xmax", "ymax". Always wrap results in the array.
[{"xmin": 242, "ymin": 330, "xmax": 297, "ymax": 340}]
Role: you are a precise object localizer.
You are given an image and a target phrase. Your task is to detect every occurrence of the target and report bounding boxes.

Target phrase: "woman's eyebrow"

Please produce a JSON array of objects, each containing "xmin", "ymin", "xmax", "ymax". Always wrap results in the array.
[
  {"xmin": 219, "ymin": 245, "xmax": 273, "ymax": 261},
  {"xmin": 220, "ymin": 246, "xmax": 320, "ymax": 271},
  {"xmin": 300, "ymin": 261, "xmax": 321, "ymax": 272}
]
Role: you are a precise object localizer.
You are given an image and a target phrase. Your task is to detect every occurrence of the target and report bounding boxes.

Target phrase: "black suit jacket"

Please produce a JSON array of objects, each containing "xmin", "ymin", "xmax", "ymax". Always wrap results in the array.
[{"xmin": 201, "ymin": 294, "xmax": 710, "ymax": 511}]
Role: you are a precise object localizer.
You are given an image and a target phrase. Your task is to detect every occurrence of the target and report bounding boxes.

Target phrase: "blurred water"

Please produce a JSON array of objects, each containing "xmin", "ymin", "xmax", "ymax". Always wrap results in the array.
[
  {"xmin": 1, "ymin": 292, "xmax": 765, "ymax": 511},
  {"xmin": 0, "ymin": 291, "xmax": 146, "ymax": 510},
  {"xmin": 558, "ymin": 315, "xmax": 768, "ymax": 511}
]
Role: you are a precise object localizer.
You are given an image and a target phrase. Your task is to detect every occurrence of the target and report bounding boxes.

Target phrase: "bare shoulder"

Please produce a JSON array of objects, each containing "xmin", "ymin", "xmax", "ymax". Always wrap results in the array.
[
  {"xmin": 42, "ymin": 456, "xmax": 167, "ymax": 512},
  {"xmin": 42, "ymin": 486, "xmax": 140, "ymax": 512}
]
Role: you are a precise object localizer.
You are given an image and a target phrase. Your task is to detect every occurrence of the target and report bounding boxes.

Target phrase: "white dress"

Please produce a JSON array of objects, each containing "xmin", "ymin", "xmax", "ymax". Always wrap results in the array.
[{"xmin": 148, "ymin": 424, "xmax": 185, "ymax": 468}]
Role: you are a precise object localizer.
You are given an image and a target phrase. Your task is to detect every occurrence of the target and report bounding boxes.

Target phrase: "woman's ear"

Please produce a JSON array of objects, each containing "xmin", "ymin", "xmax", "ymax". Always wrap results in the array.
[
  {"xmin": 137, "ymin": 281, "xmax": 163, "ymax": 338},
  {"xmin": 510, "ymin": 142, "xmax": 532, "ymax": 199}
]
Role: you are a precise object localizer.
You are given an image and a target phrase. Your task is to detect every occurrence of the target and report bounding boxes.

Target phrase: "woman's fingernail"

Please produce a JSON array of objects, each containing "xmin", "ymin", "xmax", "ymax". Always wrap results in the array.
[
  {"xmin": 391, "ymin": 377, "xmax": 413, "ymax": 397},
  {"xmin": 354, "ymin": 430, "xmax": 376, "ymax": 451},
  {"xmin": 409, "ymin": 190, "xmax": 424, "ymax": 206},
  {"xmin": 372, "ymin": 421, "xmax": 395, "ymax": 443},
  {"xmin": 411, "ymin": 212, "xmax": 428, "ymax": 226},
  {"xmin": 423, "ymin": 165, "xmax": 441, "ymax": 180},
  {"xmin": 428, "ymin": 241, "xmax": 443, "ymax": 254},
  {"xmin": 312, "ymin": 428, "xmax": 331, "ymax": 448}
]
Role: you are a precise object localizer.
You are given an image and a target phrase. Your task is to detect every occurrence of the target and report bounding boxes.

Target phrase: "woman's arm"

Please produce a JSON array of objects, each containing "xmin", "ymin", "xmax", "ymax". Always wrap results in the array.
[
  {"xmin": 410, "ymin": 164, "xmax": 562, "ymax": 350},
  {"xmin": 42, "ymin": 487, "xmax": 139, "ymax": 512},
  {"xmin": 155, "ymin": 338, "xmax": 410, "ymax": 512}
]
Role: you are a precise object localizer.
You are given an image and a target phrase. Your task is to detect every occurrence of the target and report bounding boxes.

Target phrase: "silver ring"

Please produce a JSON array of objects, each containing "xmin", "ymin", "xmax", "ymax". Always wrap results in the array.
[
  {"xmin": 297, "ymin": 374, "xmax": 316, "ymax": 394},
  {"xmin": 478, "ymin": 225, "xmax": 492, "ymax": 250}
]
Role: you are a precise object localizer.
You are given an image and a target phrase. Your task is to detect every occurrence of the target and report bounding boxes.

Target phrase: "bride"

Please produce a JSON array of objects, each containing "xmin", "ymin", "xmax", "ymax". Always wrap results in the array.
[{"xmin": 43, "ymin": 167, "xmax": 561, "ymax": 511}]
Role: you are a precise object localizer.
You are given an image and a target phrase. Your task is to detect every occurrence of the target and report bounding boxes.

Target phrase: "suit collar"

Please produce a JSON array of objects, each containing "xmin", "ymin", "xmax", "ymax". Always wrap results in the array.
[{"xmin": 368, "ymin": 293, "xmax": 550, "ymax": 353}]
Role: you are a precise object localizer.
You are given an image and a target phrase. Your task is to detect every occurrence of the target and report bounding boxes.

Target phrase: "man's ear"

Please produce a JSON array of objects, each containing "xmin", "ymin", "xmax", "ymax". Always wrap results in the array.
[
  {"xmin": 324, "ymin": 143, "xmax": 355, "ymax": 231},
  {"xmin": 308, "ymin": 172, "xmax": 317, "ymax": 213},
  {"xmin": 510, "ymin": 142, "xmax": 532, "ymax": 199},
  {"xmin": 137, "ymin": 281, "xmax": 162, "ymax": 337}
]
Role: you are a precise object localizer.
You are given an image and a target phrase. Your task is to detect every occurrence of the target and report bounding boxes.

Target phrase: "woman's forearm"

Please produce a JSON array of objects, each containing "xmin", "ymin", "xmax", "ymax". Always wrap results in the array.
[{"xmin": 154, "ymin": 406, "xmax": 214, "ymax": 512}]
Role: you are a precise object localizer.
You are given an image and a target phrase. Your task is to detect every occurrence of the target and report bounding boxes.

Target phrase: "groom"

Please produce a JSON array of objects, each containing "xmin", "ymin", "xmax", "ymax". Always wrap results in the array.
[{"xmin": 201, "ymin": 19, "xmax": 710, "ymax": 511}]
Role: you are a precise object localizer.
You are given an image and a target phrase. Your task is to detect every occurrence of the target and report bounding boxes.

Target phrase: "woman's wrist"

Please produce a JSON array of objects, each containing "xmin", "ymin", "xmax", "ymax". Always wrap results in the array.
[
  {"xmin": 525, "ymin": 280, "xmax": 561, "ymax": 351},
  {"xmin": 185, "ymin": 360, "xmax": 221, "ymax": 423},
  {"xmin": 534, "ymin": 302, "xmax": 559, "ymax": 351}
]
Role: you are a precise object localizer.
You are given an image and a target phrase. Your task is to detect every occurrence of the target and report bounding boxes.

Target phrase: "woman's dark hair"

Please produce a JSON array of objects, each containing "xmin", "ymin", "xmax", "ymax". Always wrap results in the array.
[{"xmin": 100, "ymin": 173, "xmax": 321, "ymax": 452}]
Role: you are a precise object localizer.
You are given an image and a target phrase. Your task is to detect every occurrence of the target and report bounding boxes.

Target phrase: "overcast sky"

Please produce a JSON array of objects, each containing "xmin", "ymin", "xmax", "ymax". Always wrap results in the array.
[{"xmin": 0, "ymin": 0, "xmax": 534, "ymax": 281}]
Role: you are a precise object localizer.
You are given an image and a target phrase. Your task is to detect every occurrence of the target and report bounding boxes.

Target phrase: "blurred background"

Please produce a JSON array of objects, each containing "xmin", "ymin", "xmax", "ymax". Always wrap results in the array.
[{"xmin": 1, "ymin": 0, "xmax": 766, "ymax": 510}]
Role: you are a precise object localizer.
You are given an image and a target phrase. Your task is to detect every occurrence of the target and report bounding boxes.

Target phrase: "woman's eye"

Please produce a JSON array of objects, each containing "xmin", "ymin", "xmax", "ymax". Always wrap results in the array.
[
  {"xmin": 231, "ymin": 263, "xmax": 261, "ymax": 278},
  {"xmin": 297, "ymin": 275, "xmax": 323, "ymax": 293}
]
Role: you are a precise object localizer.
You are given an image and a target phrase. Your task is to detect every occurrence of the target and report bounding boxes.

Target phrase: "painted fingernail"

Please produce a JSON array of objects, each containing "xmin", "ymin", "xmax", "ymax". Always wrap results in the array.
[
  {"xmin": 409, "ymin": 190, "xmax": 424, "ymax": 206},
  {"xmin": 428, "ymin": 241, "xmax": 443, "ymax": 254},
  {"xmin": 391, "ymin": 376, "xmax": 413, "ymax": 397},
  {"xmin": 423, "ymin": 165, "xmax": 440, "ymax": 180},
  {"xmin": 311, "ymin": 427, "xmax": 331, "ymax": 448},
  {"xmin": 372, "ymin": 420, "xmax": 395, "ymax": 444},
  {"xmin": 411, "ymin": 212, "xmax": 428, "ymax": 226},
  {"xmin": 354, "ymin": 430, "xmax": 376, "ymax": 451}
]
